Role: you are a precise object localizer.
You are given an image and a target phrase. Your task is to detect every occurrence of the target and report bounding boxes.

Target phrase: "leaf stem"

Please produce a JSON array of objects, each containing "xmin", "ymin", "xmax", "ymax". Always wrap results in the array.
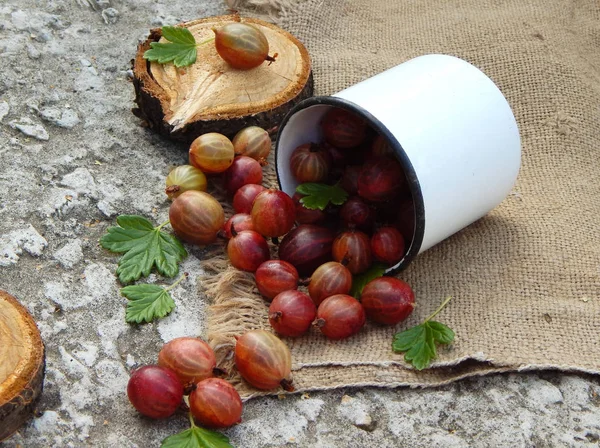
[
  {"xmin": 196, "ymin": 37, "xmax": 215, "ymax": 47},
  {"xmin": 165, "ymin": 272, "xmax": 189, "ymax": 291},
  {"xmin": 157, "ymin": 220, "xmax": 170, "ymax": 231},
  {"xmin": 424, "ymin": 296, "xmax": 453, "ymax": 323},
  {"xmin": 188, "ymin": 412, "xmax": 196, "ymax": 428}
]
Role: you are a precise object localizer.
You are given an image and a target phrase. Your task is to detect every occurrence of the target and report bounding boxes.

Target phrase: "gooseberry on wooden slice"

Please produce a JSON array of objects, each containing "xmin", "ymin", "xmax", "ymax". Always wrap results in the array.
[{"xmin": 213, "ymin": 22, "xmax": 276, "ymax": 70}]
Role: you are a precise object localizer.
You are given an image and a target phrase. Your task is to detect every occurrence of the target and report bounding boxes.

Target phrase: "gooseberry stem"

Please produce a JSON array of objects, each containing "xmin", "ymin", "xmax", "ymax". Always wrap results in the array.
[
  {"xmin": 424, "ymin": 296, "xmax": 453, "ymax": 323},
  {"xmin": 165, "ymin": 272, "xmax": 189, "ymax": 292}
]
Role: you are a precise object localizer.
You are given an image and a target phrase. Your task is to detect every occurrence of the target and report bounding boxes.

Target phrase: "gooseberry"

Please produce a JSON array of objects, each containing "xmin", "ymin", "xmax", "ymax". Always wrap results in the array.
[
  {"xmin": 332, "ymin": 230, "xmax": 372, "ymax": 275},
  {"xmin": 314, "ymin": 294, "xmax": 366, "ymax": 340},
  {"xmin": 251, "ymin": 189, "xmax": 296, "ymax": 237},
  {"xmin": 255, "ymin": 260, "xmax": 299, "ymax": 301},
  {"xmin": 165, "ymin": 165, "xmax": 207, "ymax": 200},
  {"xmin": 232, "ymin": 126, "xmax": 271, "ymax": 162},
  {"xmin": 234, "ymin": 330, "xmax": 294, "ymax": 391},
  {"xmin": 308, "ymin": 261, "xmax": 352, "ymax": 306},
  {"xmin": 127, "ymin": 365, "xmax": 183, "ymax": 419},
  {"xmin": 321, "ymin": 108, "xmax": 367, "ymax": 149},
  {"xmin": 289, "ymin": 143, "xmax": 331, "ymax": 183},
  {"xmin": 213, "ymin": 23, "xmax": 276, "ymax": 70},
  {"xmin": 223, "ymin": 156, "xmax": 263, "ymax": 196},
  {"xmin": 268, "ymin": 290, "xmax": 316, "ymax": 337},
  {"xmin": 189, "ymin": 133, "xmax": 234, "ymax": 174},
  {"xmin": 360, "ymin": 277, "xmax": 415, "ymax": 325},
  {"xmin": 227, "ymin": 230, "xmax": 270, "ymax": 272},
  {"xmin": 189, "ymin": 378, "xmax": 243, "ymax": 429},
  {"xmin": 158, "ymin": 337, "xmax": 217, "ymax": 388},
  {"xmin": 169, "ymin": 191, "xmax": 224, "ymax": 245},
  {"xmin": 278, "ymin": 224, "xmax": 334, "ymax": 276}
]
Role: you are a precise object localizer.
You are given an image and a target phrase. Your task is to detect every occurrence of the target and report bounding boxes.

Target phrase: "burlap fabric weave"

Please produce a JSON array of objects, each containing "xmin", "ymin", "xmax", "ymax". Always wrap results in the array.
[{"xmin": 201, "ymin": 0, "xmax": 600, "ymax": 398}]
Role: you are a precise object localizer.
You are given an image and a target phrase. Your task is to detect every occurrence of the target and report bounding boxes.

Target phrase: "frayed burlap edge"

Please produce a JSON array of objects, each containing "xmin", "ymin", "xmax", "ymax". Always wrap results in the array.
[{"xmin": 223, "ymin": 0, "xmax": 308, "ymax": 20}]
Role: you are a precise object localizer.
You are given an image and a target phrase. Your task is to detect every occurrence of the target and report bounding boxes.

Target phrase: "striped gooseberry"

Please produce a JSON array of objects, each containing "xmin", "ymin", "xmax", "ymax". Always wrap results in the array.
[{"xmin": 213, "ymin": 23, "xmax": 276, "ymax": 70}]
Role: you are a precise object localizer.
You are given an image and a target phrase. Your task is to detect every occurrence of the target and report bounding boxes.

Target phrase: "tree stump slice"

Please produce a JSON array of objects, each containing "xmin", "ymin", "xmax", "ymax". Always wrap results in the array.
[
  {"xmin": 0, "ymin": 290, "xmax": 45, "ymax": 442},
  {"xmin": 132, "ymin": 15, "xmax": 314, "ymax": 144}
]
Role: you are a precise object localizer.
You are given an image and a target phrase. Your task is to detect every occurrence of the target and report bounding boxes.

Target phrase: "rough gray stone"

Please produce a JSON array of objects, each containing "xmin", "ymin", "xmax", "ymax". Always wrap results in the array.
[
  {"xmin": 9, "ymin": 117, "xmax": 50, "ymax": 140},
  {"xmin": 338, "ymin": 394, "xmax": 375, "ymax": 431},
  {"xmin": 0, "ymin": 100, "xmax": 9, "ymax": 121},
  {"xmin": 0, "ymin": 224, "xmax": 48, "ymax": 266},
  {"xmin": 27, "ymin": 43, "xmax": 42, "ymax": 59},
  {"xmin": 53, "ymin": 239, "xmax": 83, "ymax": 268},
  {"xmin": 101, "ymin": 7, "xmax": 119, "ymax": 25}
]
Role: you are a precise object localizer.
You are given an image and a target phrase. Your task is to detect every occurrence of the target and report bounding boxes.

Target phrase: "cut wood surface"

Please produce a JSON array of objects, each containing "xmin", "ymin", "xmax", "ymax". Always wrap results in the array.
[
  {"xmin": 133, "ymin": 15, "xmax": 313, "ymax": 143},
  {"xmin": 0, "ymin": 290, "xmax": 45, "ymax": 442}
]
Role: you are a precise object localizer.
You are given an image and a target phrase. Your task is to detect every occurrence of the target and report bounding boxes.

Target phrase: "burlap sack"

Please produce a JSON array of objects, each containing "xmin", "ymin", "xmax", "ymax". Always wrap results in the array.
[{"xmin": 201, "ymin": 0, "xmax": 600, "ymax": 398}]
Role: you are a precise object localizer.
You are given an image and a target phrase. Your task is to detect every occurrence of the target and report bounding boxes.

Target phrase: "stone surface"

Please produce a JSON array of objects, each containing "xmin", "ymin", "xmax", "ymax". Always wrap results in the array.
[{"xmin": 1, "ymin": 1, "xmax": 600, "ymax": 447}]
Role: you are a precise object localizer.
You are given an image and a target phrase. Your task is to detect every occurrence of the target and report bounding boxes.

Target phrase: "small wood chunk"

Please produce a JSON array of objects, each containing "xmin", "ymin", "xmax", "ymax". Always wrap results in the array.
[{"xmin": 0, "ymin": 290, "xmax": 45, "ymax": 442}]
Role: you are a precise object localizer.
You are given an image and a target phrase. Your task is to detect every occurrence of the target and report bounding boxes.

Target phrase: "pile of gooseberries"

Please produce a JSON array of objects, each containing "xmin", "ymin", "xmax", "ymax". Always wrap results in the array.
[
  {"xmin": 165, "ymin": 107, "xmax": 417, "ymax": 342},
  {"xmin": 127, "ymin": 332, "xmax": 294, "ymax": 427},
  {"xmin": 128, "ymin": 107, "xmax": 419, "ymax": 429}
]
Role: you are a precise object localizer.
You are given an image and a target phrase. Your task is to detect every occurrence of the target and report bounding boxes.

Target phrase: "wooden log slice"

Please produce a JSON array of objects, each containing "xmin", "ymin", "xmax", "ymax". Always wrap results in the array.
[
  {"xmin": 132, "ymin": 15, "xmax": 314, "ymax": 144},
  {"xmin": 0, "ymin": 291, "xmax": 45, "ymax": 442}
]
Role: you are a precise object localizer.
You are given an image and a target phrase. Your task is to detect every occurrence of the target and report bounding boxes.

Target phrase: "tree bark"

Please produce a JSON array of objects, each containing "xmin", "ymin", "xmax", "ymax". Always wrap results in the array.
[
  {"xmin": 0, "ymin": 290, "xmax": 45, "ymax": 442},
  {"xmin": 132, "ymin": 15, "xmax": 314, "ymax": 144}
]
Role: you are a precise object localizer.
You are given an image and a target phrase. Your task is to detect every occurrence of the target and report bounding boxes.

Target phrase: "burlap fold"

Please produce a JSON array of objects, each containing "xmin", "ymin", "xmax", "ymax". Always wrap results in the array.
[{"xmin": 201, "ymin": 0, "xmax": 600, "ymax": 398}]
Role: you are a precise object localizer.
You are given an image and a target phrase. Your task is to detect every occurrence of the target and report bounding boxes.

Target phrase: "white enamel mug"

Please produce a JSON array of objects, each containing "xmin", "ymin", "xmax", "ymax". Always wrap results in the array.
[{"xmin": 275, "ymin": 54, "xmax": 521, "ymax": 273}]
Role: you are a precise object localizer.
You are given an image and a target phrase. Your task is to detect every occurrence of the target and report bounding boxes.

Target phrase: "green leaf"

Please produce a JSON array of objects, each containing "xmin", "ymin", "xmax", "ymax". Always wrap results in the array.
[
  {"xmin": 392, "ymin": 296, "xmax": 455, "ymax": 370},
  {"xmin": 100, "ymin": 215, "xmax": 187, "ymax": 284},
  {"xmin": 403, "ymin": 323, "xmax": 436, "ymax": 370},
  {"xmin": 392, "ymin": 320, "xmax": 455, "ymax": 370},
  {"xmin": 143, "ymin": 26, "xmax": 197, "ymax": 67},
  {"xmin": 161, "ymin": 426, "xmax": 234, "ymax": 448},
  {"xmin": 295, "ymin": 183, "xmax": 349, "ymax": 210},
  {"xmin": 120, "ymin": 284, "xmax": 176, "ymax": 324},
  {"xmin": 350, "ymin": 263, "xmax": 387, "ymax": 298},
  {"xmin": 428, "ymin": 320, "xmax": 455, "ymax": 345},
  {"xmin": 392, "ymin": 324, "xmax": 426, "ymax": 352}
]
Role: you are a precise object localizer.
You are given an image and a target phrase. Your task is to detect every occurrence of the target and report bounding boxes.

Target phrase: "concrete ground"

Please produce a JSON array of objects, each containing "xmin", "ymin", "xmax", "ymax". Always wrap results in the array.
[{"xmin": 1, "ymin": 1, "xmax": 599, "ymax": 447}]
